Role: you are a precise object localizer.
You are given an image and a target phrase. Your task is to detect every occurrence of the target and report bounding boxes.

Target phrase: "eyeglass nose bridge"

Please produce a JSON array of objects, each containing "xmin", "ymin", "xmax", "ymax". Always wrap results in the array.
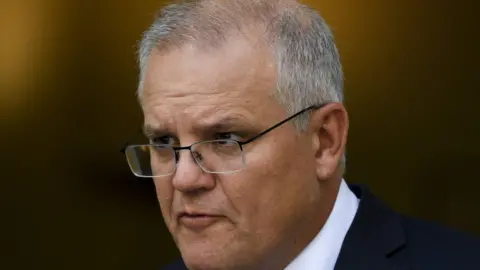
[
  {"xmin": 172, "ymin": 143, "xmax": 205, "ymax": 172},
  {"xmin": 169, "ymin": 140, "xmax": 246, "ymax": 175}
]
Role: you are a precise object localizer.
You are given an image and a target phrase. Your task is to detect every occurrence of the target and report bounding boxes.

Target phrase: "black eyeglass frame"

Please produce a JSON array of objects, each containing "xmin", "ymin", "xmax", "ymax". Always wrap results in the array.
[{"xmin": 120, "ymin": 104, "xmax": 326, "ymax": 155}]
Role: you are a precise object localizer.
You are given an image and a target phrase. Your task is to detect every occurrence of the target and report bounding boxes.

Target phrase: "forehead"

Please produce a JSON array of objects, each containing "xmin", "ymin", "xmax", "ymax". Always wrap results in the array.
[{"xmin": 141, "ymin": 35, "xmax": 281, "ymax": 127}]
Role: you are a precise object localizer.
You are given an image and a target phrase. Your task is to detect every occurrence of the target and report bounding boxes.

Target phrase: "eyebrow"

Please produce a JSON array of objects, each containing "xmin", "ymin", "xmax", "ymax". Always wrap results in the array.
[
  {"xmin": 196, "ymin": 115, "xmax": 250, "ymax": 132},
  {"xmin": 142, "ymin": 115, "xmax": 252, "ymax": 138},
  {"xmin": 142, "ymin": 124, "xmax": 167, "ymax": 138}
]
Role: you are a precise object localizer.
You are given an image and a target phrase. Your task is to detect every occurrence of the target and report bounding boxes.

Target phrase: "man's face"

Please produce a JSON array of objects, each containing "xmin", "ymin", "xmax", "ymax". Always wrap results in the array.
[{"xmin": 141, "ymin": 38, "xmax": 324, "ymax": 269}]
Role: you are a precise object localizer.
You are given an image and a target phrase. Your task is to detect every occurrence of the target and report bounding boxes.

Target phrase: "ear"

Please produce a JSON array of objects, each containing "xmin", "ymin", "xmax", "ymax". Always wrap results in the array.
[{"xmin": 309, "ymin": 103, "xmax": 349, "ymax": 181}]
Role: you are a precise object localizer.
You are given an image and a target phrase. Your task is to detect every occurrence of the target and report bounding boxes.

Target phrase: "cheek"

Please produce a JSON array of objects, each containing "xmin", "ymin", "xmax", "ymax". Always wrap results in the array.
[
  {"xmin": 153, "ymin": 178, "xmax": 174, "ymax": 222},
  {"xmin": 226, "ymin": 137, "xmax": 315, "ymax": 232}
]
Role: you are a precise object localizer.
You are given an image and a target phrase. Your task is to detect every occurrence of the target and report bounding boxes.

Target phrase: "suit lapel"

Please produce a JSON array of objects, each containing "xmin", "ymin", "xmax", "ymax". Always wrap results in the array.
[{"xmin": 334, "ymin": 185, "xmax": 411, "ymax": 270}]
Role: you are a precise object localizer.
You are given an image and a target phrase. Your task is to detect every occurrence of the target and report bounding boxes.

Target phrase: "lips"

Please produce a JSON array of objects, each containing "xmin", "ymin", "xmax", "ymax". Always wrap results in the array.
[{"xmin": 178, "ymin": 212, "xmax": 223, "ymax": 230}]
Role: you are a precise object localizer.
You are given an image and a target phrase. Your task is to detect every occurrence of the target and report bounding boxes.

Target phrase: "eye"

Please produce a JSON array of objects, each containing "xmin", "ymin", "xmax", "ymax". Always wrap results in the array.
[
  {"xmin": 152, "ymin": 135, "xmax": 177, "ymax": 145},
  {"xmin": 215, "ymin": 132, "xmax": 242, "ymax": 141}
]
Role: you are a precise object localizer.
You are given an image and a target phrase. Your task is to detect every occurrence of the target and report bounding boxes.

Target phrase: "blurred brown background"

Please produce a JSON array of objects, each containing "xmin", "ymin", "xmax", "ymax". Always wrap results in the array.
[{"xmin": 1, "ymin": 0, "xmax": 478, "ymax": 269}]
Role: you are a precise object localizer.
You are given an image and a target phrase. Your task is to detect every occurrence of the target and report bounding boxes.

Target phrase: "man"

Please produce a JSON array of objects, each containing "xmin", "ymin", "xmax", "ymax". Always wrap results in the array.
[{"xmin": 122, "ymin": 0, "xmax": 480, "ymax": 269}]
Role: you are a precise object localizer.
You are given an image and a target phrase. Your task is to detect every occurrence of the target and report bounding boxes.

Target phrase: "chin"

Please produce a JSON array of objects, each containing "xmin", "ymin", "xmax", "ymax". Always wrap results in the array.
[
  {"xmin": 181, "ymin": 252, "xmax": 231, "ymax": 270},
  {"xmin": 184, "ymin": 259, "xmax": 254, "ymax": 270},
  {"xmin": 180, "ymin": 242, "xmax": 228, "ymax": 269},
  {"xmin": 179, "ymin": 240, "xmax": 255, "ymax": 270}
]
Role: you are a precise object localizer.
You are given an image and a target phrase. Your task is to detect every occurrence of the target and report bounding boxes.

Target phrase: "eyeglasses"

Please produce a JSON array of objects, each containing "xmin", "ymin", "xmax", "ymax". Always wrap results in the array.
[{"xmin": 121, "ymin": 104, "xmax": 325, "ymax": 178}]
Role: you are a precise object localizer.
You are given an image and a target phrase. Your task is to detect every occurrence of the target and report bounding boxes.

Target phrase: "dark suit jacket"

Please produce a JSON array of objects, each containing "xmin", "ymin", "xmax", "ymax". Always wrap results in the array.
[{"xmin": 163, "ymin": 184, "xmax": 480, "ymax": 270}]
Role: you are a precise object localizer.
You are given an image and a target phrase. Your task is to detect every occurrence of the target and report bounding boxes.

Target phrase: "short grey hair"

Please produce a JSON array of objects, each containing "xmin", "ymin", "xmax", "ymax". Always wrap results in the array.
[{"xmin": 137, "ymin": 0, "xmax": 346, "ymax": 167}]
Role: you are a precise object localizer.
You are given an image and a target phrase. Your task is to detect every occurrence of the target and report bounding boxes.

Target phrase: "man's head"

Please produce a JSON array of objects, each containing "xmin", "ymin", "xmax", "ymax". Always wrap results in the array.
[{"xmin": 136, "ymin": 1, "xmax": 348, "ymax": 269}]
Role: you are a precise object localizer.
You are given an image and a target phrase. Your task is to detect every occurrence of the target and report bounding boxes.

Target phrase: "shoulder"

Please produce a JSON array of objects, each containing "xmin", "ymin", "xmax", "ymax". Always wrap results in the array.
[
  {"xmin": 348, "ymin": 184, "xmax": 480, "ymax": 269},
  {"xmin": 400, "ymin": 215, "xmax": 480, "ymax": 269}
]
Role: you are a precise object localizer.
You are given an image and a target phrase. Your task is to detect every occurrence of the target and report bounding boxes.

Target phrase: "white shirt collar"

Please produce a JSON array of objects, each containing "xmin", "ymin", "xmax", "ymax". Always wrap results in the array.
[{"xmin": 284, "ymin": 179, "xmax": 360, "ymax": 270}]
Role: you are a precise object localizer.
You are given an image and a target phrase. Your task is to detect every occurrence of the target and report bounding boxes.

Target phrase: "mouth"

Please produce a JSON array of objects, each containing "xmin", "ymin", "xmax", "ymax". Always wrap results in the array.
[{"xmin": 178, "ymin": 212, "xmax": 223, "ymax": 230}]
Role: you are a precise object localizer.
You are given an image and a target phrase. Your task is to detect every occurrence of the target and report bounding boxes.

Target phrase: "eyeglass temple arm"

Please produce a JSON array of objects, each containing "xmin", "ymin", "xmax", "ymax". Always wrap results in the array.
[
  {"xmin": 240, "ymin": 104, "xmax": 324, "ymax": 145},
  {"xmin": 120, "ymin": 104, "xmax": 325, "ymax": 152}
]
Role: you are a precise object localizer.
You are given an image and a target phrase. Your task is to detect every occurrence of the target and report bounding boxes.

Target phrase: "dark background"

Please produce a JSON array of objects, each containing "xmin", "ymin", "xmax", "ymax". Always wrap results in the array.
[{"xmin": 1, "ymin": 0, "xmax": 479, "ymax": 269}]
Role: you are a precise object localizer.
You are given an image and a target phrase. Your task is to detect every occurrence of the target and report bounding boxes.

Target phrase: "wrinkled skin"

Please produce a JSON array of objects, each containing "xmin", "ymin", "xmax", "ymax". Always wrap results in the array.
[{"xmin": 140, "ymin": 35, "xmax": 348, "ymax": 270}]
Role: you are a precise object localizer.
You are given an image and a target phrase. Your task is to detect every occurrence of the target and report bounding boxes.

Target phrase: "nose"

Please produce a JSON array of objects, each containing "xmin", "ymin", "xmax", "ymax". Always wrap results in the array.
[{"xmin": 172, "ymin": 149, "xmax": 216, "ymax": 193}]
